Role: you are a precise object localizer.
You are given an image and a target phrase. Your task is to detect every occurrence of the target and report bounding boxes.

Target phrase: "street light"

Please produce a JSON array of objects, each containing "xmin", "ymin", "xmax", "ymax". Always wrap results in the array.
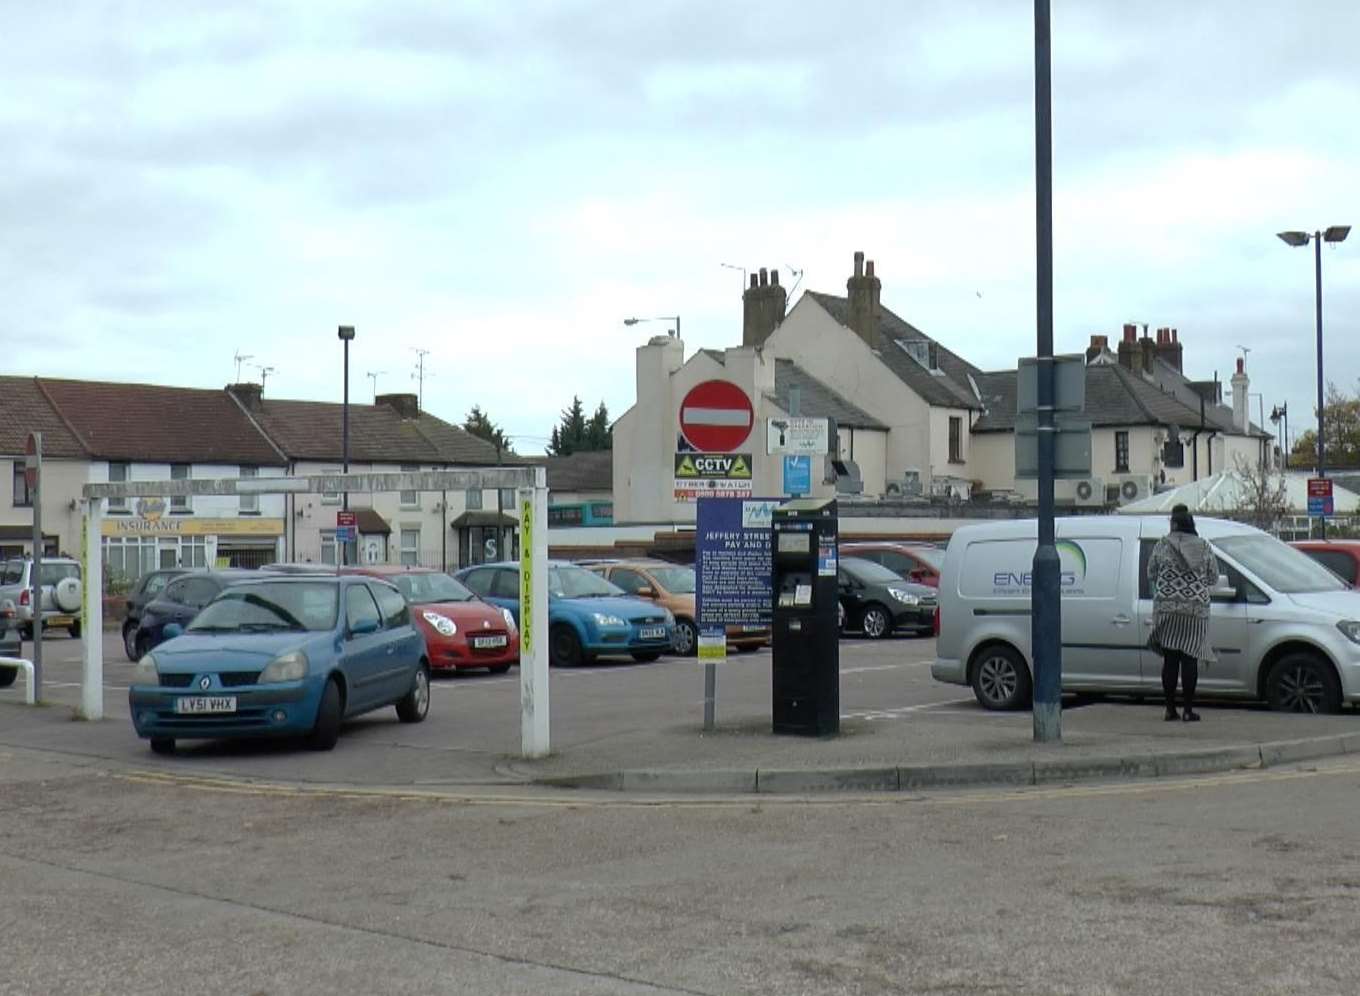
[
  {"xmin": 1270, "ymin": 403, "xmax": 1289, "ymax": 469},
  {"xmin": 1277, "ymin": 225, "xmax": 1350, "ymax": 537},
  {"xmin": 624, "ymin": 315, "xmax": 681, "ymax": 338},
  {"xmin": 338, "ymin": 325, "xmax": 355, "ymax": 565}
]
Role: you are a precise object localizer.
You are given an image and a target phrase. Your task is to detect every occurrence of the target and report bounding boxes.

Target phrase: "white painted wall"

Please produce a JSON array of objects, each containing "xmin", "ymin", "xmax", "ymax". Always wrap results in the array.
[{"xmin": 0, "ymin": 457, "xmax": 93, "ymax": 555}]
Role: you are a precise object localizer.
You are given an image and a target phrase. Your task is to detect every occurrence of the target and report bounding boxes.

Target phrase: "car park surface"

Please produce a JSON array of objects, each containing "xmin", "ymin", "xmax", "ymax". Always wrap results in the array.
[{"xmin": 128, "ymin": 575, "xmax": 429, "ymax": 754}]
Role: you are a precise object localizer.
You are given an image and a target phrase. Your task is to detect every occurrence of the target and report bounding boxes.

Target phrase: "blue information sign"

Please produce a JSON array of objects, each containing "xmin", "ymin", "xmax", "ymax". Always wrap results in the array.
[
  {"xmin": 783, "ymin": 455, "xmax": 811, "ymax": 496},
  {"xmin": 696, "ymin": 497, "xmax": 778, "ymax": 630}
]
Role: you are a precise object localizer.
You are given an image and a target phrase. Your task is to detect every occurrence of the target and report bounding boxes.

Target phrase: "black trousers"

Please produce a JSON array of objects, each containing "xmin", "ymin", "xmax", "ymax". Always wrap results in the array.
[{"xmin": 1161, "ymin": 650, "xmax": 1198, "ymax": 706}]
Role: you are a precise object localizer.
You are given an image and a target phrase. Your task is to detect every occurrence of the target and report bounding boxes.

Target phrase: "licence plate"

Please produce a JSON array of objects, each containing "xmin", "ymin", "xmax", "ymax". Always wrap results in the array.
[
  {"xmin": 174, "ymin": 696, "xmax": 237, "ymax": 715},
  {"xmin": 472, "ymin": 635, "xmax": 508, "ymax": 649},
  {"xmin": 639, "ymin": 626, "xmax": 666, "ymax": 640},
  {"xmin": 48, "ymin": 615, "xmax": 74, "ymax": 627}
]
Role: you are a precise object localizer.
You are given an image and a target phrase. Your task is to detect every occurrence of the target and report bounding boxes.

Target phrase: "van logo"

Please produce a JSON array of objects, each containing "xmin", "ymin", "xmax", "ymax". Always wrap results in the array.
[{"xmin": 992, "ymin": 540, "xmax": 1089, "ymax": 592}]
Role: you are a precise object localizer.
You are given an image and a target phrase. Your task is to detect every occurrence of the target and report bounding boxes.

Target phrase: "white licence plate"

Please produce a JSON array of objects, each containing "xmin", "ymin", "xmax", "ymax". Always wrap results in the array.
[
  {"xmin": 472, "ymin": 635, "xmax": 508, "ymax": 649},
  {"xmin": 174, "ymin": 696, "xmax": 237, "ymax": 715},
  {"xmin": 639, "ymin": 626, "xmax": 666, "ymax": 640}
]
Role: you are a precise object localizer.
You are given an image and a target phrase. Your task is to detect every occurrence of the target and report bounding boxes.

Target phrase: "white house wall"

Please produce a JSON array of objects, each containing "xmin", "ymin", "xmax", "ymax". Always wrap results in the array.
[{"xmin": 1, "ymin": 457, "xmax": 94, "ymax": 555}]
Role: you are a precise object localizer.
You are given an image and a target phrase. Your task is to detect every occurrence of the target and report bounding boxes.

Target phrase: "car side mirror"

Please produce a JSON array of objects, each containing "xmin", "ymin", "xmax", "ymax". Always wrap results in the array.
[
  {"xmin": 163, "ymin": 623, "xmax": 184, "ymax": 640},
  {"xmin": 350, "ymin": 617, "xmax": 380, "ymax": 636},
  {"xmin": 1211, "ymin": 574, "xmax": 1237, "ymax": 600},
  {"xmin": 635, "ymin": 586, "xmax": 655, "ymax": 598}
]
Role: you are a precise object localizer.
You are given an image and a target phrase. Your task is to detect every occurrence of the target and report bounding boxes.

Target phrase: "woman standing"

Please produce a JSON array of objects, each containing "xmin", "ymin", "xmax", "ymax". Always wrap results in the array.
[{"xmin": 1148, "ymin": 504, "xmax": 1220, "ymax": 722}]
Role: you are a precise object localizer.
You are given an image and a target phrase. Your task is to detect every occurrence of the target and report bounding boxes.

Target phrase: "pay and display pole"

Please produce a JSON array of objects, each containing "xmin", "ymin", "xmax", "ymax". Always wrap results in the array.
[
  {"xmin": 26, "ymin": 433, "xmax": 42, "ymax": 700},
  {"xmin": 1032, "ymin": 0, "xmax": 1062, "ymax": 743}
]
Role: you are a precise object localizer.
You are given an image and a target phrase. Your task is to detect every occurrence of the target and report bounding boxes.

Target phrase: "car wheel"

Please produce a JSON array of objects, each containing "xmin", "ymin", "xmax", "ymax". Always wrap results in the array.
[
  {"xmin": 19, "ymin": 624, "xmax": 33, "ymax": 642},
  {"xmin": 550, "ymin": 625, "xmax": 583, "ymax": 668},
  {"xmin": 135, "ymin": 631, "xmax": 152, "ymax": 659},
  {"xmin": 672, "ymin": 619, "xmax": 698, "ymax": 657},
  {"xmin": 69, "ymin": 621, "xmax": 81, "ymax": 640},
  {"xmin": 307, "ymin": 678, "xmax": 343, "ymax": 751},
  {"xmin": 123, "ymin": 624, "xmax": 139, "ymax": 661},
  {"xmin": 971, "ymin": 644, "xmax": 1032, "ymax": 711},
  {"xmin": 396, "ymin": 665, "xmax": 431, "ymax": 723},
  {"xmin": 149, "ymin": 737, "xmax": 175, "ymax": 756},
  {"xmin": 488, "ymin": 664, "xmax": 512, "ymax": 675},
  {"xmin": 859, "ymin": 604, "xmax": 891, "ymax": 640},
  {"xmin": 0, "ymin": 666, "xmax": 16, "ymax": 689},
  {"xmin": 632, "ymin": 651, "xmax": 662, "ymax": 663},
  {"xmin": 1265, "ymin": 654, "xmax": 1342, "ymax": 714}
]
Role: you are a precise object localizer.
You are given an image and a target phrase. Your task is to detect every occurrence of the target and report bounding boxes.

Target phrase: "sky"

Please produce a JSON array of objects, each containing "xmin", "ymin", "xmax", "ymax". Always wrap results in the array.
[{"xmin": 3, "ymin": 1, "xmax": 1358, "ymax": 455}]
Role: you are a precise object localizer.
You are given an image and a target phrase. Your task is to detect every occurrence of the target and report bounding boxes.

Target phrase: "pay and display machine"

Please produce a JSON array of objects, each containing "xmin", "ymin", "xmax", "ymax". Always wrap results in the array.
[{"xmin": 771, "ymin": 497, "xmax": 839, "ymax": 736}]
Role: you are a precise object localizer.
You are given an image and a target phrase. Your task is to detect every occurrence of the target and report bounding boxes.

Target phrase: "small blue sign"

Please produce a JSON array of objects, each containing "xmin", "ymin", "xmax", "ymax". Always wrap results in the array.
[
  {"xmin": 1307, "ymin": 497, "xmax": 1334, "ymax": 517},
  {"xmin": 335, "ymin": 526, "xmax": 357, "ymax": 542},
  {"xmin": 783, "ymin": 455, "xmax": 811, "ymax": 496}
]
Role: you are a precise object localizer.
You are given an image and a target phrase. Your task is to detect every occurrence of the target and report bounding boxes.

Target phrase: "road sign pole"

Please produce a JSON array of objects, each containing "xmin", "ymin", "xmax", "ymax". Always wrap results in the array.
[
  {"xmin": 27, "ymin": 433, "xmax": 42, "ymax": 700},
  {"xmin": 1032, "ymin": 0, "xmax": 1062, "ymax": 743},
  {"xmin": 80, "ymin": 497, "xmax": 104, "ymax": 720},
  {"xmin": 519, "ymin": 468, "xmax": 550, "ymax": 758}
]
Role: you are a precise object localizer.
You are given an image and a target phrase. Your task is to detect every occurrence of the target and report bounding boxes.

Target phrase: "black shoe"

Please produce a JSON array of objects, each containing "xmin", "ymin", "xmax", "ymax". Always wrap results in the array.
[
  {"xmin": 1164, "ymin": 707, "xmax": 1179, "ymax": 721},
  {"xmin": 1182, "ymin": 709, "xmax": 1201, "ymax": 722}
]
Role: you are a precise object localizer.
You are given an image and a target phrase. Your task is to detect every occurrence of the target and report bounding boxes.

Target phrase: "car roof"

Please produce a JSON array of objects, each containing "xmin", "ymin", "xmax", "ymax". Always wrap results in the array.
[
  {"xmin": 841, "ymin": 540, "xmax": 939, "ymax": 550},
  {"xmin": 169, "ymin": 568, "xmax": 258, "ymax": 582},
  {"xmin": 947, "ymin": 515, "xmax": 1263, "ymax": 544},
  {"xmin": 341, "ymin": 565, "xmax": 437, "ymax": 576},
  {"xmin": 462, "ymin": 560, "xmax": 582, "ymax": 570}
]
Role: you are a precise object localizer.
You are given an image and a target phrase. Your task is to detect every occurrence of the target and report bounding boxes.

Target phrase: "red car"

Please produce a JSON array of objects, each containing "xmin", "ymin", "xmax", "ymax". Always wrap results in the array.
[
  {"xmin": 838, "ymin": 542, "xmax": 945, "ymax": 587},
  {"xmin": 342, "ymin": 566, "xmax": 519, "ymax": 673},
  {"xmin": 1291, "ymin": 541, "xmax": 1360, "ymax": 588}
]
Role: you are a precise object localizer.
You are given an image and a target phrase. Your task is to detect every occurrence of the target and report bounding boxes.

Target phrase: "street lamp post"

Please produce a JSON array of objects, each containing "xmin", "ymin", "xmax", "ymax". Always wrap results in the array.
[
  {"xmin": 1270, "ymin": 403, "xmax": 1289, "ymax": 470},
  {"xmin": 1278, "ymin": 226, "xmax": 1350, "ymax": 538},
  {"xmin": 623, "ymin": 315, "xmax": 681, "ymax": 338},
  {"xmin": 338, "ymin": 325, "xmax": 355, "ymax": 565}
]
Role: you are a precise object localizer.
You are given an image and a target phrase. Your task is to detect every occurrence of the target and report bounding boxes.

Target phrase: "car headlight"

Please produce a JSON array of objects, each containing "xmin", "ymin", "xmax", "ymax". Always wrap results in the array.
[
  {"xmin": 422, "ymin": 611, "xmax": 457, "ymax": 637},
  {"xmin": 500, "ymin": 607, "xmax": 518, "ymax": 633},
  {"xmin": 888, "ymin": 588, "xmax": 920, "ymax": 605},
  {"xmin": 258, "ymin": 650, "xmax": 308, "ymax": 684},
  {"xmin": 1338, "ymin": 621, "xmax": 1360, "ymax": 645},
  {"xmin": 132, "ymin": 653, "xmax": 159, "ymax": 685},
  {"xmin": 592, "ymin": 612, "xmax": 627, "ymax": 628},
  {"xmin": 663, "ymin": 609, "xmax": 675, "ymax": 625}
]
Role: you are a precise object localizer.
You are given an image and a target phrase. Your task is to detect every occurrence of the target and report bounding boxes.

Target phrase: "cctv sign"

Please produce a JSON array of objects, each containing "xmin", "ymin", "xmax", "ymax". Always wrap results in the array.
[{"xmin": 767, "ymin": 417, "xmax": 829, "ymax": 455}]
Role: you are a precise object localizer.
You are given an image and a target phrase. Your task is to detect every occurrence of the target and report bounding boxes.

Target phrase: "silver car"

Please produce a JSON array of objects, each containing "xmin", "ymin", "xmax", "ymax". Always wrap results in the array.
[{"xmin": 0, "ymin": 557, "xmax": 84, "ymax": 640}]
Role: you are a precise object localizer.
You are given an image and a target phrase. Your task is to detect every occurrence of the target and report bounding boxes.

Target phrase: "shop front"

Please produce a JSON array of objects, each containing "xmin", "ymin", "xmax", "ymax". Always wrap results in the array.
[
  {"xmin": 451, "ymin": 511, "xmax": 518, "ymax": 568},
  {"xmin": 102, "ymin": 510, "xmax": 286, "ymax": 581}
]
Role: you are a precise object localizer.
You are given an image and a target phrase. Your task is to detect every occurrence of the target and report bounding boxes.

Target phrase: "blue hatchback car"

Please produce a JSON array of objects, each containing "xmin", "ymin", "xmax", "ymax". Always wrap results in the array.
[
  {"xmin": 455, "ymin": 561, "xmax": 674, "ymax": 667},
  {"xmin": 129, "ymin": 575, "xmax": 430, "ymax": 755}
]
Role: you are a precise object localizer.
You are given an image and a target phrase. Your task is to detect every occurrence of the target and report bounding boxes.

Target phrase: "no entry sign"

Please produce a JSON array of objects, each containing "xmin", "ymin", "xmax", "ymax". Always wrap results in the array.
[{"xmin": 679, "ymin": 380, "xmax": 754, "ymax": 452}]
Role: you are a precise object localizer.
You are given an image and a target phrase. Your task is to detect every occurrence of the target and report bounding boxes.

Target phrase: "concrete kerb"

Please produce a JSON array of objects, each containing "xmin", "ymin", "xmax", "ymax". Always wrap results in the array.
[{"xmin": 533, "ymin": 733, "xmax": 1360, "ymax": 795}]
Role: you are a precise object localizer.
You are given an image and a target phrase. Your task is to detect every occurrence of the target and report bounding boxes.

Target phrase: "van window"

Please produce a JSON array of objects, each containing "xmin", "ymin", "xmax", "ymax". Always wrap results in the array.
[
  {"xmin": 1300, "ymin": 549, "xmax": 1357, "ymax": 587},
  {"xmin": 1214, "ymin": 535, "xmax": 1346, "ymax": 594},
  {"xmin": 1140, "ymin": 539, "xmax": 1267, "ymax": 604}
]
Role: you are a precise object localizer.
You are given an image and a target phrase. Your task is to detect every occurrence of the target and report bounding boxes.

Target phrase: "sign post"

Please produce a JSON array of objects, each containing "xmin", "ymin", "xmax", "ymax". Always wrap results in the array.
[
  {"xmin": 335, "ymin": 509, "xmax": 357, "ymax": 545},
  {"xmin": 25, "ymin": 433, "xmax": 42, "ymax": 700},
  {"xmin": 518, "ymin": 466, "xmax": 550, "ymax": 757}
]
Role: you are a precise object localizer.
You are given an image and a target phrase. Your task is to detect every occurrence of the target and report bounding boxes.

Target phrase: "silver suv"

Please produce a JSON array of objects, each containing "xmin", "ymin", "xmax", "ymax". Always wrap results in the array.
[{"xmin": 0, "ymin": 557, "xmax": 84, "ymax": 640}]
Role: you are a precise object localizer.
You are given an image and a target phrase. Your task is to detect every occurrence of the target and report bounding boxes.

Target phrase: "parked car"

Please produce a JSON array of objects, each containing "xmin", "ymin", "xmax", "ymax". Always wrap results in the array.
[
  {"xmin": 455, "ymin": 560, "xmax": 674, "ymax": 667},
  {"xmin": 838, "ymin": 542, "xmax": 945, "ymax": 587},
  {"xmin": 587, "ymin": 559, "xmax": 769, "ymax": 656},
  {"xmin": 1292, "ymin": 540, "xmax": 1360, "ymax": 588},
  {"xmin": 0, "ymin": 599, "xmax": 20, "ymax": 688},
  {"xmin": 134, "ymin": 569, "xmax": 258, "ymax": 656},
  {"xmin": 129, "ymin": 575, "xmax": 430, "ymax": 754},
  {"xmin": 258, "ymin": 563, "xmax": 338, "ymax": 575},
  {"xmin": 933, "ymin": 515, "xmax": 1360, "ymax": 713},
  {"xmin": 121, "ymin": 569, "xmax": 190, "ymax": 660},
  {"xmin": 0, "ymin": 556, "xmax": 83, "ymax": 639},
  {"xmin": 837, "ymin": 557, "xmax": 938, "ymax": 639},
  {"xmin": 341, "ymin": 566, "xmax": 519, "ymax": 674}
]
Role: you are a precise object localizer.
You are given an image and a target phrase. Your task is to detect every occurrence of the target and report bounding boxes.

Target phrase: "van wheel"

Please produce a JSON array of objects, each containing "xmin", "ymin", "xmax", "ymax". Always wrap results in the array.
[
  {"xmin": 971, "ymin": 645, "xmax": 1032, "ymax": 711},
  {"xmin": 1265, "ymin": 654, "xmax": 1341, "ymax": 714}
]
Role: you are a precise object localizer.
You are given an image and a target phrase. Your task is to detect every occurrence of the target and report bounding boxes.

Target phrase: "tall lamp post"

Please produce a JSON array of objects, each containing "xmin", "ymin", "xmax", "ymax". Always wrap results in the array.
[
  {"xmin": 338, "ymin": 325, "xmax": 355, "ymax": 565},
  {"xmin": 1278, "ymin": 226, "xmax": 1350, "ymax": 538},
  {"xmin": 1270, "ymin": 403, "xmax": 1289, "ymax": 470},
  {"xmin": 623, "ymin": 315, "xmax": 681, "ymax": 338}
]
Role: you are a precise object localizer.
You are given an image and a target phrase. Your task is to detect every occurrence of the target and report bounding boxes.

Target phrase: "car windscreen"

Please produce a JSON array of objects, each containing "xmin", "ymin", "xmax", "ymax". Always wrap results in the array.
[
  {"xmin": 1214, "ymin": 535, "xmax": 1348, "ymax": 594},
  {"xmin": 843, "ymin": 558, "xmax": 906, "ymax": 585},
  {"xmin": 549, "ymin": 565, "xmax": 624, "ymax": 598},
  {"xmin": 648, "ymin": 566, "xmax": 696, "ymax": 594},
  {"xmin": 39, "ymin": 563, "xmax": 80, "ymax": 585},
  {"xmin": 393, "ymin": 573, "xmax": 475, "ymax": 604},
  {"xmin": 188, "ymin": 582, "xmax": 340, "ymax": 633}
]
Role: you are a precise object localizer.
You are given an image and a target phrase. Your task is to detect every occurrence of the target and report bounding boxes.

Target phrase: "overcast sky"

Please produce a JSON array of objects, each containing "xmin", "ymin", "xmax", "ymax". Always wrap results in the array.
[{"xmin": 3, "ymin": 1, "xmax": 1357, "ymax": 455}]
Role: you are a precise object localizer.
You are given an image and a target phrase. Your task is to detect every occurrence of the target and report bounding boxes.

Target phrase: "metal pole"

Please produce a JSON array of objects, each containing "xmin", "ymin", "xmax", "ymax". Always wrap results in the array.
[
  {"xmin": 441, "ymin": 489, "xmax": 447, "ymax": 571},
  {"xmin": 80, "ymin": 498, "xmax": 103, "ymax": 720},
  {"xmin": 29, "ymin": 435, "xmax": 42, "ymax": 699},
  {"xmin": 1031, "ymin": 0, "xmax": 1061, "ymax": 743},
  {"xmin": 339, "ymin": 326, "xmax": 354, "ymax": 565},
  {"xmin": 520, "ymin": 467, "xmax": 550, "ymax": 757},
  {"xmin": 1314, "ymin": 233, "xmax": 1326, "ymax": 539}
]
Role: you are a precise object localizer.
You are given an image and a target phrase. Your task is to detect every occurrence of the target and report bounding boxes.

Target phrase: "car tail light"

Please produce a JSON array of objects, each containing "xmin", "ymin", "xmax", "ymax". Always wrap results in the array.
[
  {"xmin": 19, "ymin": 589, "xmax": 30, "ymax": 607},
  {"xmin": 933, "ymin": 605, "xmax": 941, "ymax": 636}
]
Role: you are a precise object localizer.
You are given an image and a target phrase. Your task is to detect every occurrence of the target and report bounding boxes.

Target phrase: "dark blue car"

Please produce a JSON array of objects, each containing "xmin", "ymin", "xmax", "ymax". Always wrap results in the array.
[
  {"xmin": 133, "ymin": 569, "xmax": 258, "ymax": 657},
  {"xmin": 455, "ymin": 560, "xmax": 674, "ymax": 667},
  {"xmin": 129, "ymin": 576, "xmax": 429, "ymax": 754}
]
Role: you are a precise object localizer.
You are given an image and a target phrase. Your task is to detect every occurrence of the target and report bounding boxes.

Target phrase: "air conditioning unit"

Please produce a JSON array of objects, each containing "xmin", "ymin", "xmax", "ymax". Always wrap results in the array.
[
  {"xmin": 1111, "ymin": 474, "xmax": 1154, "ymax": 505},
  {"xmin": 884, "ymin": 469, "xmax": 923, "ymax": 499},
  {"xmin": 929, "ymin": 475, "xmax": 971, "ymax": 502},
  {"xmin": 1058, "ymin": 476, "xmax": 1106, "ymax": 507}
]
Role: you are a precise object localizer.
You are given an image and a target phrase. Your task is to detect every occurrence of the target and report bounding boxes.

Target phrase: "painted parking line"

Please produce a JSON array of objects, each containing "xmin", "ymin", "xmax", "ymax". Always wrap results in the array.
[{"xmin": 841, "ymin": 698, "xmax": 1008, "ymax": 721}]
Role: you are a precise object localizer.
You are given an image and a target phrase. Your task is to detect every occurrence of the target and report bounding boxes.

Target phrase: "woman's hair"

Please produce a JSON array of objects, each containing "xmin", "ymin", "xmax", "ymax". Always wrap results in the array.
[{"xmin": 1170, "ymin": 503, "xmax": 1196, "ymax": 535}]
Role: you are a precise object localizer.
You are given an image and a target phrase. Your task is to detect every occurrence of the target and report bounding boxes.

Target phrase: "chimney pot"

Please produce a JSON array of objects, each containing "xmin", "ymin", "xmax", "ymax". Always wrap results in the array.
[
  {"xmin": 853, "ymin": 251, "xmax": 864, "ymax": 277},
  {"xmin": 376, "ymin": 392, "xmax": 420, "ymax": 419},
  {"xmin": 1236, "ymin": 357, "xmax": 1244, "ymax": 374},
  {"xmin": 1172, "ymin": 328, "xmax": 1178, "ymax": 343},
  {"xmin": 1123, "ymin": 323, "xmax": 1136, "ymax": 342},
  {"xmin": 227, "ymin": 382, "xmax": 263, "ymax": 412},
  {"xmin": 865, "ymin": 259, "xmax": 875, "ymax": 278},
  {"xmin": 758, "ymin": 267, "xmax": 768, "ymax": 287},
  {"xmin": 770, "ymin": 269, "xmax": 779, "ymax": 286},
  {"xmin": 749, "ymin": 273, "xmax": 758, "ymax": 288}
]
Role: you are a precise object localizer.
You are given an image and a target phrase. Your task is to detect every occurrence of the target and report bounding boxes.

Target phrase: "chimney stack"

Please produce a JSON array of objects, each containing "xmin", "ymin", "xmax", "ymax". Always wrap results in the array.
[
  {"xmin": 1117, "ymin": 323, "xmax": 1138, "ymax": 369},
  {"xmin": 846, "ymin": 251, "xmax": 882, "ymax": 350},
  {"xmin": 1154, "ymin": 326, "xmax": 1184, "ymax": 372},
  {"xmin": 226, "ymin": 382, "xmax": 263, "ymax": 412},
  {"xmin": 376, "ymin": 392, "xmax": 420, "ymax": 420},
  {"xmin": 1230, "ymin": 357, "xmax": 1250, "ymax": 433},
  {"xmin": 741, "ymin": 265, "xmax": 787, "ymax": 348},
  {"xmin": 1086, "ymin": 334, "xmax": 1109, "ymax": 364}
]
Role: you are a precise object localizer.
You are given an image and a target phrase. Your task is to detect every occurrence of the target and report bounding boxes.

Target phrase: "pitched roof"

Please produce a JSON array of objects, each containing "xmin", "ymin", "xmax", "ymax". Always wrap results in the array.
[
  {"xmin": 246, "ymin": 398, "xmax": 501, "ymax": 465},
  {"xmin": 771, "ymin": 359, "xmax": 887, "ymax": 429},
  {"xmin": 34, "ymin": 377, "xmax": 285, "ymax": 464},
  {"xmin": 803, "ymin": 292, "xmax": 983, "ymax": 409},
  {"xmin": 544, "ymin": 450, "xmax": 613, "ymax": 493},
  {"xmin": 972, "ymin": 364, "xmax": 1216, "ymax": 432},
  {"xmin": 0, "ymin": 377, "xmax": 87, "ymax": 458},
  {"xmin": 1148, "ymin": 358, "xmax": 1270, "ymax": 437}
]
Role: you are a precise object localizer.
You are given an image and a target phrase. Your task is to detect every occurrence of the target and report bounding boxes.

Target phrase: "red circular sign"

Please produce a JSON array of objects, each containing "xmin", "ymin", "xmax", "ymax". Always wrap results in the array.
[{"xmin": 679, "ymin": 380, "xmax": 754, "ymax": 452}]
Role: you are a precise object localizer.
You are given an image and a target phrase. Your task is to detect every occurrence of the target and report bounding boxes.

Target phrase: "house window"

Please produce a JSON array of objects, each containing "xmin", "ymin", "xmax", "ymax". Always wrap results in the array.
[
  {"xmin": 12, "ymin": 461, "xmax": 31, "ymax": 508},
  {"xmin": 1115, "ymin": 432, "xmax": 1130, "ymax": 473},
  {"xmin": 400, "ymin": 464, "xmax": 419, "ymax": 508},
  {"xmin": 239, "ymin": 465, "xmax": 259, "ymax": 514},
  {"xmin": 498, "ymin": 488, "xmax": 516, "ymax": 511},
  {"xmin": 170, "ymin": 463, "xmax": 190, "ymax": 513},
  {"xmin": 320, "ymin": 530, "xmax": 338, "ymax": 566},
  {"xmin": 321, "ymin": 470, "xmax": 341, "ymax": 505},
  {"xmin": 400, "ymin": 528, "xmax": 420, "ymax": 567},
  {"xmin": 465, "ymin": 489, "xmax": 484, "ymax": 511},
  {"xmin": 108, "ymin": 462, "xmax": 130, "ymax": 513},
  {"xmin": 948, "ymin": 417, "xmax": 964, "ymax": 464}
]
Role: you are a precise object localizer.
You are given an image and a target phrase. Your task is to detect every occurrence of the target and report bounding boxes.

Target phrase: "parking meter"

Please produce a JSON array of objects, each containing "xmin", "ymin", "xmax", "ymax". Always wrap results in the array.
[{"xmin": 771, "ymin": 497, "xmax": 839, "ymax": 736}]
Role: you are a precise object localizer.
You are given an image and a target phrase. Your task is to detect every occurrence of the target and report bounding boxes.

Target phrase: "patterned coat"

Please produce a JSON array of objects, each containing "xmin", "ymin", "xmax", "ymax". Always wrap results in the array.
[{"xmin": 1148, "ymin": 531, "xmax": 1220, "ymax": 663}]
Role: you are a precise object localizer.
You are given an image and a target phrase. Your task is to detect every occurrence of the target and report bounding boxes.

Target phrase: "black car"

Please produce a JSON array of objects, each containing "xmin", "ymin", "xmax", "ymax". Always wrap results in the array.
[
  {"xmin": 837, "ymin": 556, "xmax": 937, "ymax": 639},
  {"xmin": 133, "ymin": 569, "xmax": 258, "ymax": 657},
  {"xmin": 121, "ymin": 569, "xmax": 190, "ymax": 660}
]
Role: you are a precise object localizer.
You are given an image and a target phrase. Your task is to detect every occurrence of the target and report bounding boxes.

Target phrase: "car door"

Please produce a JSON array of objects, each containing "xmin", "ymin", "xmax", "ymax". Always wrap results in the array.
[
  {"xmin": 487, "ymin": 568, "xmax": 523, "ymax": 623},
  {"xmin": 370, "ymin": 582, "xmax": 421, "ymax": 703},
  {"xmin": 145, "ymin": 578, "xmax": 191, "ymax": 642},
  {"xmin": 340, "ymin": 584, "xmax": 388, "ymax": 712},
  {"xmin": 1056, "ymin": 535, "xmax": 1141, "ymax": 690}
]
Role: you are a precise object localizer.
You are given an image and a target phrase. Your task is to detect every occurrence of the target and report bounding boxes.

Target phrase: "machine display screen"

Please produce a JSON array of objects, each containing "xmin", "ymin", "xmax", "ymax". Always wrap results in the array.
[{"xmin": 777, "ymin": 532, "xmax": 811, "ymax": 555}]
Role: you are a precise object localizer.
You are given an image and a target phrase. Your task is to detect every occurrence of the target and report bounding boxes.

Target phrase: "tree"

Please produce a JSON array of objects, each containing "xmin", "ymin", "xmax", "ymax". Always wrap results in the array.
[
  {"xmin": 1232, "ymin": 454, "xmax": 1290, "ymax": 534},
  {"xmin": 1290, "ymin": 381, "xmax": 1360, "ymax": 468},
  {"xmin": 547, "ymin": 396, "xmax": 611, "ymax": 455},
  {"xmin": 463, "ymin": 405, "xmax": 513, "ymax": 454},
  {"xmin": 586, "ymin": 401, "xmax": 612, "ymax": 451}
]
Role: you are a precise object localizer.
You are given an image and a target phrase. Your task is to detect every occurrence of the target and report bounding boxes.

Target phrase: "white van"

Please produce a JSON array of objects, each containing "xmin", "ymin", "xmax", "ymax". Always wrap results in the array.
[{"xmin": 931, "ymin": 516, "xmax": 1360, "ymax": 714}]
